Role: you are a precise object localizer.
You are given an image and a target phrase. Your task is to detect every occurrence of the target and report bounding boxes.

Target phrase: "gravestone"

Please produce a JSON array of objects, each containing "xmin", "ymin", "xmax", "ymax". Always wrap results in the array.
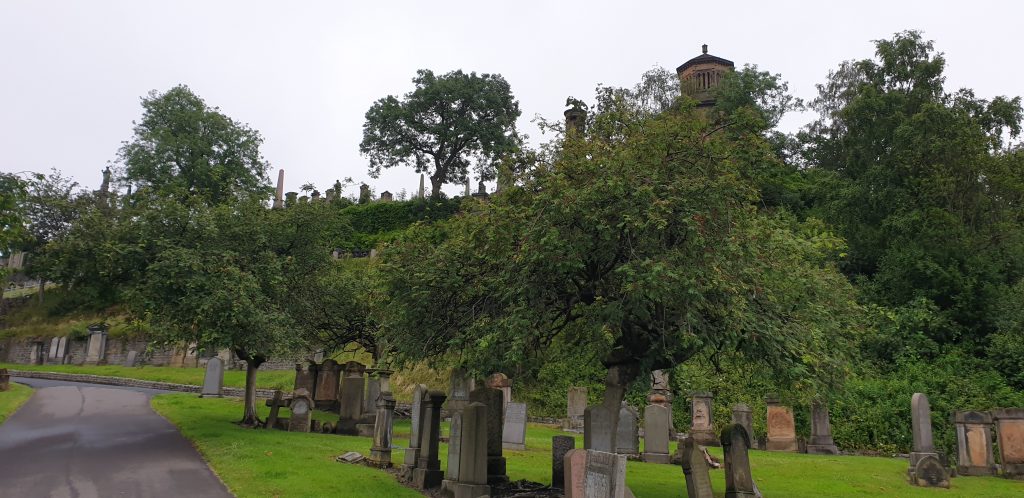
[
  {"xmin": 403, "ymin": 384, "xmax": 429, "ymax": 470},
  {"xmin": 953, "ymin": 410, "xmax": 996, "ymax": 476},
  {"xmin": 442, "ymin": 402, "xmax": 490, "ymax": 498},
  {"xmin": 288, "ymin": 389, "xmax": 313, "ymax": 433},
  {"xmin": 294, "ymin": 362, "xmax": 316, "ymax": 393},
  {"xmin": 469, "ymin": 386, "xmax": 508, "ymax": 485},
  {"xmin": 992, "ymin": 408, "xmax": 1024, "ymax": 478},
  {"xmin": 412, "ymin": 390, "xmax": 447, "ymax": 489},
  {"xmin": 123, "ymin": 350, "xmax": 138, "ymax": 367},
  {"xmin": 565, "ymin": 387, "xmax": 587, "ymax": 430},
  {"xmin": 56, "ymin": 337, "xmax": 68, "ymax": 363},
  {"xmin": 84, "ymin": 325, "xmax": 107, "ymax": 365},
  {"xmin": 364, "ymin": 370, "xmax": 382, "ymax": 419},
  {"xmin": 908, "ymin": 393, "xmax": 949, "ymax": 487},
  {"xmin": 0, "ymin": 368, "xmax": 9, "ymax": 391},
  {"xmin": 651, "ymin": 370, "xmax": 671, "ymax": 401},
  {"xmin": 642, "ymin": 403, "xmax": 671, "ymax": 464},
  {"xmin": 48, "ymin": 337, "xmax": 59, "ymax": 360},
  {"xmin": 722, "ymin": 424, "xmax": 756, "ymax": 498},
  {"xmin": 265, "ymin": 390, "xmax": 285, "ymax": 429},
  {"xmin": 615, "ymin": 403, "xmax": 639, "ymax": 455},
  {"xmin": 565, "ymin": 449, "xmax": 627, "ymax": 498},
  {"xmin": 690, "ymin": 392, "xmax": 717, "ymax": 446},
  {"xmin": 314, "ymin": 359, "xmax": 341, "ymax": 411},
  {"xmin": 731, "ymin": 404, "xmax": 755, "ymax": 449},
  {"xmin": 765, "ymin": 397, "xmax": 797, "ymax": 452},
  {"xmin": 807, "ymin": 402, "xmax": 839, "ymax": 455},
  {"xmin": 680, "ymin": 435, "xmax": 714, "ymax": 498},
  {"xmin": 369, "ymin": 391, "xmax": 397, "ymax": 468},
  {"xmin": 447, "ymin": 368, "xmax": 474, "ymax": 413},
  {"xmin": 563, "ymin": 448, "xmax": 588, "ymax": 498},
  {"xmin": 336, "ymin": 361, "xmax": 367, "ymax": 434},
  {"xmin": 552, "ymin": 435, "xmax": 575, "ymax": 490},
  {"xmin": 200, "ymin": 357, "xmax": 224, "ymax": 397},
  {"xmin": 486, "ymin": 373, "xmax": 512, "ymax": 410},
  {"xmin": 584, "ymin": 405, "xmax": 615, "ymax": 452},
  {"xmin": 502, "ymin": 401, "xmax": 528, "ymax": 450}
]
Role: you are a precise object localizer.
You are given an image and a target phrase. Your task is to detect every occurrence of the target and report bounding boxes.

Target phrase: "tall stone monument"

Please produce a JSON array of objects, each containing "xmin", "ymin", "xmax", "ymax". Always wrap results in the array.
[
  {"xmin": 680, "ymin": 435, "xmax": 714, "ymax": 498},
  {"xmin": 642, "ymin": 403, "xmax": 671, "ymax": 464},
  {"xmin": 721, "ymin": 424, "xmax": 756, "ymax": 498},
  {"xmin": 807, "ymin": 402, "xmax": 839, "ymax": 455},
  {"xmin": 441, "ymin": 402, "xmax": 490, "ymax": 498},
  {"xmin": 908, "ymin": 393, "xmax": 950, "ymax": 487},
  {"xmin": 584, "ymin": 404, "xmax": 615, "ymax": 453},
  {"xmin": 314, "ymin": 359, "xmax": 341, "ymax": 411},
  {"xmin": 731, "ymin": 403, "xmax": 755, "ymax": 448},
  {"xmin": 336, "ymin": 361, "xmax": 367, "ymax": 434},
  {"xmin": 469, "ymin": 386, "xmax": 508, "ymax": 485},
  {"xmin": 369, "ymin": 391, "xmax": 397, "ymax": 468},
  {"xmin": 403, "ymin": 384, "xmax": 429, "ymax": 472},
  {"xmin": 551, "ymin": 435, "xmax": 575, "ymax": 490},
  {"xmin": 412, "ymin": 390, "xmax": 447, "ymax": 489},
  {"xmin": 447, "ymin": 368, "xmax": 474, "ymax": 413},
  {"xmin": 953, "ymin": 410, "xmax": 997, "ymax": 476},
  {"xmin": 765, "ymin": 397, "xmax": 798, "ymax": 452},
  {"xmin": 273, "ymin": 169, "xmax": 285, "ymax": 208},
  {"xmin": 992, "ymin": 408, "xmax": 1024, "ymax": 479},
  {"xmin": 565, "ymin": 387, "xmax": 587, "ymax": 431},
  {"xmin": 690, "ymin": 392, "xmax": 717, "ymax": 446},
  {"xmin": 200, "ymin": 357, "xmax": 224, "ymax": 398}
]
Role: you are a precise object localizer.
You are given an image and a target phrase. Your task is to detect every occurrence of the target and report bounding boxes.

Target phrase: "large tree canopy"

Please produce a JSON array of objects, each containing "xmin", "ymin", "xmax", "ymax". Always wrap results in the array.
[
  {"xmin": 119, "ymin": 85, "xmax": 271, "ymax": 205},
  {"xmin": 360, "ymin": 69, "xmax": 521, "ymax": 198}
]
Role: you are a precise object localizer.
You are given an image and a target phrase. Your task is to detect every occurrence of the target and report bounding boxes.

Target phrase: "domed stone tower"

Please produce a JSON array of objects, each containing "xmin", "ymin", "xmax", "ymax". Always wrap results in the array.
[{"xmin": 676, "ymin": 44, "xmax": 734, "ymax": 107}]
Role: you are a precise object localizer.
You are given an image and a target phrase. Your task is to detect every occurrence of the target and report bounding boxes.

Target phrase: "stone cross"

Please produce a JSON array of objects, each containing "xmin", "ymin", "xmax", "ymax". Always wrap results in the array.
[
  {"xmin": 314, "ymin": 359, "xmax": 341, "ymax": 410},
  {"xmin": 565, "ymin": 449, "xmax": 628, "ymax": 498},
  {"xmin": 442, "ymin": 402, "xmax": 491, "ymax": 498},
  {"xmin": 565, "ymin": 387, "xmax": 587, "ymax": 430},
  {"xmin": 722, "ymin": 424, "xmax": 756, "ymax": 498},
  {"xmin": 584, "ymin": 405, "xmax": 614, "ymax": 453},
  {"xmin": 369, "ymin": 391, "xmax": 397, "ymax": 468},
  {"xmin": 680, "ymin": 435, "xmax": 714, "ymax": 498},
  {"xmin": 403, "ymin": 384, "xmax": 428, "ymax": 470},
  {"xmin": 765, "ymin": 397, "xmax": 797, "ymax": 452},
  {"xmin": 469, "ymin": 386, "xmax": 508, "ymax": 485},
  {"xmin": 992, "ymin": 408, "xmax": 1024, "ymax": 479},
  {"xmin": 551, "ymin": 435, "xmax": 575, "ymax": 490},
  {"xmin": 336, "ymin": 361, "xmax": 367, "ymax": 434},
  {"xmin": 265, "ymin": 390, "xmax": 286, "ymax": 429},
  {"xmin": 615, "ymin": 403, "xmax": 639, "ymax": 455},
  {"xmin": 200, "ymin": 357, "xmax": 224, "ymax": 397},
  {"xmin": 642, "ymin": 403, "xmax": 671, "ymax": 463},
  {"xmin": 690, "ymin": 392, "xmax": 717, "ymax": 446},
  {"xmin": 807, "ymin": 402, "xmax": 839, "ymax": 454},
  {"xmin": 953, "ymin": 410, "xmax": 996, "ymax": 476},
  {"xmin": 908, "ymin": 393, "xmax": 949, "ymax": 487},
  {"xmin": 502, "ymin": 401, "xmax": 528, "ymax": 450},
  {"xmin": 288, "ymin": 389, "xmax": 313, "ymax": 433},
  {"xmin": 411, "ymin": 390, "xmax": 447, "ymax": 489}
]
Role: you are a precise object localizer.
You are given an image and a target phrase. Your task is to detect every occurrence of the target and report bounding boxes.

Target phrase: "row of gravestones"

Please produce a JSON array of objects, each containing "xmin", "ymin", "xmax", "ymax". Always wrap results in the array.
[
  {"xmin": 909, "ymin": 393, "xmax": 1024, "ymax": 487},
  {"xmin": 294, "ymin": 359, "xmax": 393, "ymax": 435}
]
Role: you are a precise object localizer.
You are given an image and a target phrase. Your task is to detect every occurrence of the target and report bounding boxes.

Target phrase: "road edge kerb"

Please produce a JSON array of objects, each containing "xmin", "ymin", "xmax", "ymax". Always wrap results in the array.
[{"xmin": 9, "ymin": 369, "xmax": 278, "ymax": 398}]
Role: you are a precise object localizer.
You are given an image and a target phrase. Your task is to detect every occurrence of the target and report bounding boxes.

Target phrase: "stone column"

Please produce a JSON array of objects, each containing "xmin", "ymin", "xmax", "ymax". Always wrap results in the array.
[
  {"xmin": 908, "ymin": 393, "xmax": 950, "ymax": 487},
  {"xmin": 402, "ymin": 385, "xmax": 428, "ymax": 471},
  {"xmin": 807, "ymin": 402, "xmax": 839, "ymax": 454},
  {"xmin": 954, "ymin": 410, "xmax": 997, "ymax": 476},
  {"xmin": 369, "ymin": 392, "xmax": 397, "ymax": 468},
  {"xmin": 273, "ymin": 169, "xmax": 285, "ymax": 208},
  {"xmin": 412, "ymin": 390, "xmax": 447, "ymax": 489},
  {"xmin": 992, "ymin": 408, "xmax": 1024, "ymax": 479}
]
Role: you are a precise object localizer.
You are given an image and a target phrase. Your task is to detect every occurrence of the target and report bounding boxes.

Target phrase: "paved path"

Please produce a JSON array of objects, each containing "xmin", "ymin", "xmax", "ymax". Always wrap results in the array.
[{"xmin": 0, "ymin": 378, "xmax": 233, "ymax": 498}]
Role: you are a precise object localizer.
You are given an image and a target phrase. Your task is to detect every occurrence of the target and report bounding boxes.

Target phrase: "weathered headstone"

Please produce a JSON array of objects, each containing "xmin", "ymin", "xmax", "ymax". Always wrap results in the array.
[
  {"xmin": 0, "ymin": 368, "xmax": 9, "ymax": 391},
  {"xmin": 642, "ymin": 403, "xmax": 671, "ymax": 464},
  {"xmin": 469, "ymin": 386, "xmax": 508, "ymax": 485},
  {"xmin": 403, "ymin": 384, "xmax": 429, "ymax": 470},
  {"xmin": 336, "ymin": 361, "xmax": 367, "ymax": 434},
  {"xmin": 953, "ymin": 410, "xmax": 996, "ymax": 476},
  {"xmin": 447, "ymin": 368, "xmax": 474, "ymax": 413},
  {"xmin": 364, "ymin": 370, "xmax": 382, "ymax": 418},
  {"xmin": 502, "ymin": 401, "xmax": 528, "ymax": 450},
  {"xmin": 84, "ymin": 325, "xmax": 107, "ymax": 365},
  {"xmin": 288, "ymin": 389, "xmax": 313, "ymax": 433},
  {"xmin": 807, "ymin": 402, "xmax": 839, "ymax": 455},
  {"xmin": 690, "ymin": 392, "xmax": 717, "ymax": 446},
  {"xmin": 369, "ymin": 391, "xmax": 397, "ymax": 468},
  {"xmin": 265, "ymin": 390, "xmax": 285, "ymax": 429},
  {"xmin": 552, "ymin": 435, "xmax": 575, "ymax": 490},
  {"xmin": 563, "ymin": 448, "xmax": 588, "ymax": 498},
  {"xmin": 486, "ymin": 372, "xmax": 512, "ymax": 410},
  {"xmin": 584, "ymin": 405, "xmax": 615, "ymax": 453},
  {"xmin": 908, "ymin": 393, "xmax": 949, "ymax": 487},
  {"xmin": 566, "ymin": 449, "xmax": 627, "ymax": 498},
  {"xmin": 200, "ymin": 357, "xmax": 224, "ymax": 397},
  {"xmin": 651, "ymin": 370, "xmax": 671, "ymax": 401},
  {"xmin": 680, "ymin": 435, "xmax": 714, "ymax": 498},
  {"xmin": 48, "ymin": 337, "xmax": 59, "ymax": 361},
  {"xmin": 615, "ymin": 403, "xmax": 639, "ymax": 454},
  {"xmin": 412, "ymin": 390, "xmax": 447, "ymax": 489},
  {"xmin": 565, "ymin": 387, "xmax": 588, "ymax": 430},
  {"xmin": 123, "ymin": 350, "xmax": 138, "ymax": 367},
  {"xmin": 722, "ymin": 424, "xmax": 756, "ymax": 498},
  {"xmin": 765, "ymin": 397, "xmax": 797, "ymax": 452},
  {"xmin": 314, "ymin": 359, "xmax": 341, "ymax": 410},
  {"xmin": 294, "ymin": 362, "xmax": 316, "ymax": 394},
  {"xmin": 731, "ymin": 404, "xmax": 754, "ymax": 448},
  {"xmin": 992, "ymin": 408, "xmax": 1024, "ymax": 479},
  {"xmin": 442, "ymin": 402, "xmax": 491, "ymax": 498}
]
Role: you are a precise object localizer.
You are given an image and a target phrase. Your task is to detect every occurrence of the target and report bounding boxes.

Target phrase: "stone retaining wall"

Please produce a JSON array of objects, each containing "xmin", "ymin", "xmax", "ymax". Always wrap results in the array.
[{"xmin": 10, "ymin": 369, "xmax": 279, "ymax": 399}]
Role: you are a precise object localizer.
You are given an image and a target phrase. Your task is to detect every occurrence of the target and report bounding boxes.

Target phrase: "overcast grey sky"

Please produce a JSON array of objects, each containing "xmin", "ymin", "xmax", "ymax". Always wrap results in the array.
[{"xmin": 2, "ymin": 0, "xmax": 1021, "ymax": 199}]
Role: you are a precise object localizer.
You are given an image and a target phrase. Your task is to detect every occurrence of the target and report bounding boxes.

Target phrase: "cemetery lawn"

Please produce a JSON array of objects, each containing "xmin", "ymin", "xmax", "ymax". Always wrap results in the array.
[
  {"xmin": 152, "ymin": 394, "xmax": 1024, "ymax": 498},
  {"xmin": 0, "ymin": 362, "xmax": 294, "ymax": 391},
  {"xmin": 0, "ymin": 382, "xmax": 33, "ymax": 425}
]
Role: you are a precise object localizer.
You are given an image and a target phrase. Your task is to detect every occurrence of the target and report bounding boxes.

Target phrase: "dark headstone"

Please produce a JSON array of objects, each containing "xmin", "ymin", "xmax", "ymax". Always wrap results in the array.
[
  {"xmin": 552, "ymin": 435, "xmax": 575, "ymax": 490},
  {"xmin": 0, "ymin": 368, "xmax": 9, "ymax": 392},
  {"xmin": 584, "ymin": 405, "xmax": 614, "ymax": 453},
  {"xmin": 722, "ymin": 424, "xmax": 756, "ymax": 498},
  {"xmin": 294, "ymin": 362, "xmax": 316, "ymax": 394},
  {"xmin": 680, "ymin": 435, "xmax": 714, "ymax": 498},
  {"xmin": 412, "ymin": 390, "xmax": 447, "ymax": 489},
  {"xmin": 469, "ymin": 386, "xmax": 508, "ymax": 485},
  {"xmin": 442, "ymin": 402, "xmax": 490, "ymax": 498},
  {"xmin": 336, "ymin": 361, "xmax": 367, "ymax": 434},
  {"xmin": 911, "ymin": 455, "xmax": 950, "ymax": 488},
  {"xmin": 403, "ymin": 384, "xmax": 428, "ymax": 470},
  {"xmin": 368, "ymin": 392, "xmax": 396, "ymax": 468}
]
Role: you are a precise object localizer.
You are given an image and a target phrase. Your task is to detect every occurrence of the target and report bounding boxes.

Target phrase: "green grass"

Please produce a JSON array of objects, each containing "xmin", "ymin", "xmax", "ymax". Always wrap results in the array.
[
  {"xmin": 152, "ymin": 394, "xmax": 1023, "ymax": 498},
  {"xmin": 0, "ymin": 382, "xmax": 33, "ymax": 425},
  {"xmin": 0, "ymin": 363, "xmax": 295, "ymax": 391}
]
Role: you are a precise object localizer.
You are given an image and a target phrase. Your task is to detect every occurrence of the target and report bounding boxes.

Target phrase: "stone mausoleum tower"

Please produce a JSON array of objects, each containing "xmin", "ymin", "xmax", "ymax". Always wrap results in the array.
[{"xmin": 676, "ymin": 44, "xmax": 734, "ymax": 107}]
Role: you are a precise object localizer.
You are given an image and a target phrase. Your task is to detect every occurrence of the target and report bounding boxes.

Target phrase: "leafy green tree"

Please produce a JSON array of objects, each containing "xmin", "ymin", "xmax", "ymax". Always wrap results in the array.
[
  {"xmin": 360, "ymin": 69, "xmax": 521, "ymax": 198},
  {"xmin": 0, "ymin": 173, "xmax": 28, "ymax": 284},
  {"xmin": 119, "ymin": 85, "xmax": 272, "ymax": 205},
  {"xmin": 378, "ymin": 94, "xmax": 861, "ymax": 449},
  {"xmin": 802, "ymin": 31, "xmax": 1024, "ymax": 353}
]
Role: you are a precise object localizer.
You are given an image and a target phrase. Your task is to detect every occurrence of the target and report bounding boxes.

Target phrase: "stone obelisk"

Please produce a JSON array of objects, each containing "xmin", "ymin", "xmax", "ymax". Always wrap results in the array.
[{"xmin": 273, "ymin": 169, "xmax": 285, "ymax": 208}]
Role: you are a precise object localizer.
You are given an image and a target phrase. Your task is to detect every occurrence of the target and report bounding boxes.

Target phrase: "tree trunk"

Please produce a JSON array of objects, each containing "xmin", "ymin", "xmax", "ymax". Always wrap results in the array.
[
  {"xmin": 430, "ymin": 175, "xmax": 442, "ymax": 199},
  {"xmin": 37, "ymin": 281, "xmax": 44, "ymax": 304},
  {"xmin": 600, "ymin": 363, "xmax": 639, "ymax": 452},
  {"xmin": 235, "ymin": 348, "xmax": 266, "ymax": 427}
]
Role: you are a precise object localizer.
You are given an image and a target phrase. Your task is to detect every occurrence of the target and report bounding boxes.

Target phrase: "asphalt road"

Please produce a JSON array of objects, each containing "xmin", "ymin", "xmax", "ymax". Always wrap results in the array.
[{"xmin": 0, "ymin": 378, "xmax": 233, "ymax": 498}]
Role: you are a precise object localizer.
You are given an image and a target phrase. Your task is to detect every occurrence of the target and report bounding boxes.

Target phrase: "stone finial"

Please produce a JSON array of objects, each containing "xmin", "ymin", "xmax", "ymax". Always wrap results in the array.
[{"xmin": 702, "ymin": 43, "xmax": 708, "ymax": 54}]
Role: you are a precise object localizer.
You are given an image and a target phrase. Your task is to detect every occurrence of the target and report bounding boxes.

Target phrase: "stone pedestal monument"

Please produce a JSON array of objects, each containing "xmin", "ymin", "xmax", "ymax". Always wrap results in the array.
[
  {"xmin": 992, "ymin": 408, "xmax": 1024, "ymax": 479},
  {"xmin": 441, "ymin": 402, "xmax": 491, "ymax": 498},
  {"xmin": 908, "ymin": 393, "xmax": 950, "ymax": 488},
  {"xmin": 689, "ymin": 392, "xmax": 718, "ymax": 446},
  {"xmin": 369, "ymin": 392, "xmax": 397, "ymax": 468},
  {"xmin": 807, "ymin": 402, "xmax": 839, "ymax": 455},
  {"xmin": 765, "ymin": 397, "xmax": 798, "ymax": 452},
  {"xmin": 953, "ymin": 410, "xmax": 997, "ymax": 476}
]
